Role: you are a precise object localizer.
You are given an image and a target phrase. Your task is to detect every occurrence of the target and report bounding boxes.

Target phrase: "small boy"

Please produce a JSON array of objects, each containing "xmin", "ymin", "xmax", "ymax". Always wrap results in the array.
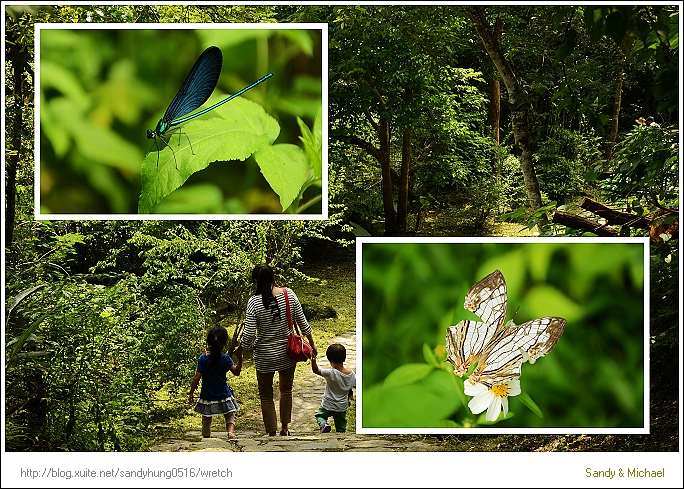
[{"xmin": 311, "ymin": 343, "xmax": 356, "ymax": 433}]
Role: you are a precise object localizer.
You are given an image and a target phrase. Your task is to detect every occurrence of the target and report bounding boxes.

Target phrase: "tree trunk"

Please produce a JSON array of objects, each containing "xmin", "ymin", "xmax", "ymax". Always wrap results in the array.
[
  {"xmin": 397, "ymin": 126, "xmax": 411, "ymax": 235},
  {"xmin": 5, "ymin": 34, "xmax": 25, "ymax": 249},
  {"xmin": 605, "ymin": 68, "xmax": 623, "ymax": 161},
  {"xmin": 486, "ymin": 18, "xmax": 503, "ymax": 175},
  {"xmin": 465, "ymin": 6, "xmax": 545, "ymax": 220},
  {"xmin": 362, "ymin": 76, "xmax": 397, "ymax": 236},
  {"xmin": 487, "ymin": 75, "xmax": 501, "ymax": 170},
  {"xmin": 378, "ymin": 119, "xmax": 397, "ymax": 235}
]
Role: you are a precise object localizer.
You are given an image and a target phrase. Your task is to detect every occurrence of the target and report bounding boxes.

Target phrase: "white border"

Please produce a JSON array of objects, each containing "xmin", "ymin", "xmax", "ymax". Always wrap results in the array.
[
  {"xmin": 356, "ymin": 236, "xmax": 651, "ymax": 434},
  {"xmin": 35, "ymin": 22, "xmax": 328, "ymax": 220},
  {"xmin": 4, "ymin": 2, "xmax": 682, "ymax": 488}
]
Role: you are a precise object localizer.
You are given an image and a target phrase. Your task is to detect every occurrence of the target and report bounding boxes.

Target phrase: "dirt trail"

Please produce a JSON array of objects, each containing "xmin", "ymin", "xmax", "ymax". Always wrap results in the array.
[{"xmin": 147, "ymin": 331, "xmax": 440, "ymax": 452}]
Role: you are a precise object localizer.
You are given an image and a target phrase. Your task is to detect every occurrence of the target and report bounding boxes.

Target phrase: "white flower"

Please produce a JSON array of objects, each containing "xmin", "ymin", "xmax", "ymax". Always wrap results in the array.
[{"xmin": 464, "ymin": 379, "xmax": 521, "ymax": 422}]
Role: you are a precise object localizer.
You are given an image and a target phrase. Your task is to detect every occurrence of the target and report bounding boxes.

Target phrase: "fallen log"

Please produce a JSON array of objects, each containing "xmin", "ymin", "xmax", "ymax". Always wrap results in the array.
[
  {"xmin": 552, "ymin": 210, "xmax": 619, "ymax": 236},
  {"xmin": 579, "ymin": 197, "xmax": 650, "ymax": 228}
]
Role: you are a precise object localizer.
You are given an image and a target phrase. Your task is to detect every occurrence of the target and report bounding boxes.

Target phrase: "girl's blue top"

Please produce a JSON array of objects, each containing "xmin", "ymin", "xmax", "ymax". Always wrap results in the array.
[{"xmin": 197, "ymin": 353, "xmax": 235, "ymax": 400}]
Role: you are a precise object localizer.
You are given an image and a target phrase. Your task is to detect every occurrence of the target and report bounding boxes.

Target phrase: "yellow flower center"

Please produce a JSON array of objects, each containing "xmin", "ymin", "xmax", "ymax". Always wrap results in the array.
[{"xmin": 491, "ymin": 383, "xmax": 509, "ymax": 398}]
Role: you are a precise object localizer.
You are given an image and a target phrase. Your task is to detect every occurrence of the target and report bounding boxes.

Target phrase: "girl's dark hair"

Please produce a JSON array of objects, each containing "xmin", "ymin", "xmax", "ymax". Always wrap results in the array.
[
  {"xmin": 206, "ymin": 325, "xmax": 228, "ymax": 366},
  {"xmin": 326, "ymin": 344, "xmax": 346, "ymax": 363},
  {"xmin": 252, "ymin": 263, "xmax": 276, "ymax": 309}
]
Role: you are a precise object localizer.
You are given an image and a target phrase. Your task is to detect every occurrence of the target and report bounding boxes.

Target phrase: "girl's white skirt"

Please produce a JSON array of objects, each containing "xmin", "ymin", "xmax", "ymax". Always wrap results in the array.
[{"xmin": 194, "ymin": 396, "xmax": 239, "ymax": 416}]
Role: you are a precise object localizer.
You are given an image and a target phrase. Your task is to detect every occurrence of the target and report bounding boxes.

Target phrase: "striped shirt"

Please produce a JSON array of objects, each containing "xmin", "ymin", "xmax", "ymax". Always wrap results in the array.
[{"xmin": 241, "ymin": 287, "xmax": 312, "ymax": 373}]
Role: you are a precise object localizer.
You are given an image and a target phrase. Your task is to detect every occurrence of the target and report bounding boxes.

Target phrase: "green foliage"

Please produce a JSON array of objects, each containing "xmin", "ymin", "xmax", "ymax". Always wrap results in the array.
[
  {"xmin": 552, "ymin": 5, "xmax": 679, "ymax": 134},
  {"xmin": 321, "ymin": 5, "xmax": 496, "ymax": 230},
  {"xmin": 533, "ymin": 128, "xmax": 602, "ymax": 203},
  {"xmin": 6, "ymin": 285, "xmax": 48, "ymax": 366},
  {"xmin": 141, "ymin": 104, "xmax": 322, "ymax": 214},
  {"xmin": 413, "ymin": 84, "xmax": 493, "ymax": 194},
  {"xmin": 363, "ymin": 366, "xmax": 463, "ymax": 428},
  {"xmin": 583, "ymin": 5, "xmax": 679, "ymax": 114},
  {"xmin": 648, "ymin": 239, "xmax": 678, "ymax": 396},
  {"xmin": 598, "ymin": 125, "xmax": 679, "ymax": 208},
  {"xmin": 500, "ymin": 202, "xmax": 559, "ymax": 235},
  {"xmin": 6, "ymin": 279, "xmax": 160, "ymax": 451},
  {"xmin": 362, "ymin": 242, "xmax": 645, "ymax": 428},
  {"xmin": 5, "ymin": 220, "xmax": 314, "ymax": 451}
]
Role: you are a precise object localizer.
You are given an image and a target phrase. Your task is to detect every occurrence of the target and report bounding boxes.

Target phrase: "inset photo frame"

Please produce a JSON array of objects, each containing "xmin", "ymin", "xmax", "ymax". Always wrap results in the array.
[
  {"xmin": 356, "ymin": 237, "xmax": 649, "ymax": 434},
  {"xmin": 36, "ymin": 23, "xmax": 327, "ymax": 218}
]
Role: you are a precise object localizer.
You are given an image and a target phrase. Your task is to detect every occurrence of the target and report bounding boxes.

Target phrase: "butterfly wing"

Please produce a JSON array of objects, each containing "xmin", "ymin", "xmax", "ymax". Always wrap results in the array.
[
  {"xmin": 508, "ymin": 316, "xmax": 567, "ymax": 364},
  {"xmin": 446, "ymin": 270, "xmax": 567, "ymax": 387},
  {"xmin": 464, "ymin": 269, "xmax": 507, "ymax": 336},
  {"xmin": 446, "ymin": 319, "xmax": 490, "ymax": 376},
  {"xmin": 446, "ymin": 270, "xmax": 508, "ymax": 376},
  {"xmin": 470, "ymin": 316, "xmax": 567, "ymax": 386},
  {"xmin": 467, "ymin": 331, "xmax": 524, "ymax": 386}
]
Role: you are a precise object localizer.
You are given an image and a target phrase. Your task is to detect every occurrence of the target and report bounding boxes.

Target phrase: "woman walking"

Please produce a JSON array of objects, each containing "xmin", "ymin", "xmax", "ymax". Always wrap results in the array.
[{"xmin": 235, "ymin": 264, "xmax": 317, "ymax": 436}]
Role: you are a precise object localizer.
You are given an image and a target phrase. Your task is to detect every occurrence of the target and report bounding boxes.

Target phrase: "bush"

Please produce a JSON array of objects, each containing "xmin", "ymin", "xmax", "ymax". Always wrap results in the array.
[
  {"xmin": 5, "ymin": 220, "xmax": 313, "ymax": 451},
  {"xmin": 599, "ymin": 125, "xmax": 678, "ymax": 209},
  {"xmin": 534, "ymin": 128, "xmax": 601, "ymax": 203}
]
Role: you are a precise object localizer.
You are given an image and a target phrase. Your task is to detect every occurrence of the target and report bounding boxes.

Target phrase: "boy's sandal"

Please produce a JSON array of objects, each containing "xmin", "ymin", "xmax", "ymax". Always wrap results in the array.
[
  {"xmin": 279, "ymin": 430, "xmax": 290, "ymax": 436},
  {"xmin": 227, "ymin": 432, "xmax": 237, "ymax": 440}
]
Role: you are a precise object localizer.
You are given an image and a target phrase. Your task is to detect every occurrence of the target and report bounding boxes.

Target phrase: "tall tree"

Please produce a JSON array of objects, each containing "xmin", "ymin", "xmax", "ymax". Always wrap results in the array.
[
  {"xmin": 465, "ymin": 6, "xmax": 545, "ymax": 215},
  {"xmin": 328, "ymin": 7, "xmax": 439, "ymax": 235},
  {"xmin": 485, "ymin": 17, "xmax": 504, "ymax": 174},
  {"xmin": 327, "ymin": 6, "xmax": 491, "ymax": 235},
  {"xmin": 4, "ymin": 15, "xmax": 32, "ymax": 249}
]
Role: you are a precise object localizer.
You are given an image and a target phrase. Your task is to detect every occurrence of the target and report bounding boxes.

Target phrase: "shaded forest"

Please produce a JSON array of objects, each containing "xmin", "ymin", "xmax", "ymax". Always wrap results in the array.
[{"xmin": 3, "ymin": 4, "xmax": 679, "ymax": 454}]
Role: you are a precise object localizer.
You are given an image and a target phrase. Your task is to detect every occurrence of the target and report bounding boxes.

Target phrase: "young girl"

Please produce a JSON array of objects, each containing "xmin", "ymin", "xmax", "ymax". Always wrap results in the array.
[{"xmin": 189, "ymin": 325, "xmax": 243, "ymax": 439}]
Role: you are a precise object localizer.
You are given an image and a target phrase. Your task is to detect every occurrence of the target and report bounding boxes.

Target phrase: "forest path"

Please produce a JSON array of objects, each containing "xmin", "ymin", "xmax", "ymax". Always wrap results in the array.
[{"xmin": 146, "ymin": 331, "xmax": 440, "ymax": 452}]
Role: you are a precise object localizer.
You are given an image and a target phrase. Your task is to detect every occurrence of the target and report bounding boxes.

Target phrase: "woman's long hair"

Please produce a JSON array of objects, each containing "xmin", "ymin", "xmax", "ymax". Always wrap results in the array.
[
  {"xmin": 206, "ymin": 325, "xmax": 228, "ymax": 367},
  {"xmin": 252, "ymin": 263, "xmax": 276, "ymax": 309}
]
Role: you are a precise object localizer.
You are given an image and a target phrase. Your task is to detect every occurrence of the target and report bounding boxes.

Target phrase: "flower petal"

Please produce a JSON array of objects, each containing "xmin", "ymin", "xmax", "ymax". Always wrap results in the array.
[
  {"xmin": 508, "ymin": 379, "xmax": 521, "ymax": 396},
  {"xmin": 464, "ymin": 381, "xmax": 488, "ymax": 397},
  {"xmin": 486, "ymin": 395, "xmax": 502, "ymax": 422},
  {"xmin": 468, "ymin": 390, "xmax": 492, "ymax": 415},
  {"xmin": 502, "ymin": 397, "xmax": 509, "ymax": 418}
]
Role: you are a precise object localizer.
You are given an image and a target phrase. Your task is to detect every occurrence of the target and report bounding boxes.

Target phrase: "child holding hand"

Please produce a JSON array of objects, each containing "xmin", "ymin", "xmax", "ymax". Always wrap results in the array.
[
  {"xmin": 189, "ymin": 325, "xmax": 242, "ymax": 439},
  {"xmin": 311, "ymin": 344, "xmax": 356, "ymax": 433}
]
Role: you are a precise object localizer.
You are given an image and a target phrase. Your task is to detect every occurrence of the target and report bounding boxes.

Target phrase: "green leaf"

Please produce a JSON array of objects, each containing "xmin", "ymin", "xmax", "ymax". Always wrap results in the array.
[
  {"xmin": 6, "ymin": 285, "xmax": 46, "ymax": 321},
  {"xmin": 297, "ymin": 108, "xmax": 323, "ymax": 182},
  {"xmin": 152, "ymin": 183, "xmax": 225, "ymax": 214},
  {"xmin": 556, "ymin": 28, "xmax": 578, "ymax": 61},
  {"xmin": 6, "ymin": 351, "xmax": 51, "ymax": 367},
  {"xmin": 7, "ymin": 312, "xmax": 51, "ymax": 366},
  {"xmin": 476, "ymin": 411, "xmax": 516, "ymax": 425},
  {"xmin": 585, "ymin": 169, "xmax": 599, "ymax": 182},
  {"xmin": 254, "ymin": 143, "xmax": 308, "ymax": 211},
  {"xmin": 363, "ymin": 369, "xmax": 461, "ymax": 427},
  {"xmin": 349, "ymin": 221, "xmax": 371, "ymax": 236},
  {"xmin": 447, "ymin": 369, "xmax": 470, "ymax": 414},
  {"xmin": 433, "ymin": 419, "xmax": 462, "ymax": 428},
  {"xmin": 139, "ymin": 97, "xmax": 279, "ymax": 214},
  {"xmin": 605, "ymin": 11, "xmax": 629, "ymax": 46},
  {"xmin": 384, "ymin": 363, "xmax": 434, "ymax": 387},
  {"xmin": 518, "ymin": 391, "xmax": 543, "ymax": 418},
  {"xmin": 422, "ymin": 343, "xmax": 439, "ymax": 367}
]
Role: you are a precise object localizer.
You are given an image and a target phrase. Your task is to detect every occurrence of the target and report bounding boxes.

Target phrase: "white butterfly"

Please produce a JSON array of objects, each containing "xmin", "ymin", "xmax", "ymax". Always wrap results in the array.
[{"xmin": 445, "ymin": 270, "xmax": 566, "ymax": 387}]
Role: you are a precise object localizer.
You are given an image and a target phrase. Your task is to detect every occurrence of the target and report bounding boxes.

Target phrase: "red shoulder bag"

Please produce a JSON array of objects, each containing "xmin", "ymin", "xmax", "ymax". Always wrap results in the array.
[{"xmin": 284, "ymin": 288, "xmax": 313, "ymax": 362}]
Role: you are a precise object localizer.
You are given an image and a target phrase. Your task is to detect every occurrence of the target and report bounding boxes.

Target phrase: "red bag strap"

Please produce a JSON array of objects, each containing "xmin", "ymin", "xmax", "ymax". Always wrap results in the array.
[{"xmin": 282, "ymin": 288, "xmax": 300, "ymax": 335}]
